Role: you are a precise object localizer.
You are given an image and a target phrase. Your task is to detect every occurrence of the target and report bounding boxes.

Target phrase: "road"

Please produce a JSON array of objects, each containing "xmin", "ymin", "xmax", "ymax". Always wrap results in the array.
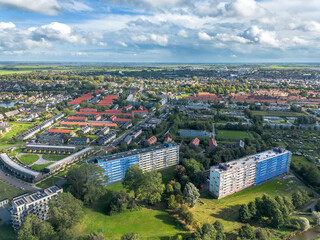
[
  {"xmin": 0, "ymin": 167, "xmax": 40, "ymax": 192},
  {"xmin": 212, "ymin": 123, "xmax": 216, "ymax": 139}
]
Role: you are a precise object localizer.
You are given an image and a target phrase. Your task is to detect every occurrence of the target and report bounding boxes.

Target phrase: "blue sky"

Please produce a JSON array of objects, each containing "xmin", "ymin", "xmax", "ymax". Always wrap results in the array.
[{"xmin": 0, "ymin": 0, "xmax": 320, "ymax": 62}]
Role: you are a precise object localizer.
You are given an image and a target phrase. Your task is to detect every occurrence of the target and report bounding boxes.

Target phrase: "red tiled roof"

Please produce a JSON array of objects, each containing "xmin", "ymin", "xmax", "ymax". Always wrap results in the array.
[{"xmin": 48, "ymin": 129, "xmax": 72, "ymax": 133}]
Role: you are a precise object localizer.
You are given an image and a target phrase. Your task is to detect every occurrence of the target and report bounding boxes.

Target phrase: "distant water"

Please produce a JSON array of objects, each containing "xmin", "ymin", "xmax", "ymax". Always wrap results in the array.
[
  {"xmin": 0, "ymin": 101, "xmax": 23, "ymax": 108},
  {"xmin": 292, "ymin": 226, "xmax": 320, "ymax": 240}
]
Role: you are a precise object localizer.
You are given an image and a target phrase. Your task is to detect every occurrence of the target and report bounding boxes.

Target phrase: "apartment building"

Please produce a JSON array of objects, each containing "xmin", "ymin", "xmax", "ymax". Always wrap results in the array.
[
  {"xmin": 11, "ymin": 185, "xmax": 63, "ymax": 231},
  {"xmin": 209, "ymin": 148, "xmax": 291, "ymax": 199},
  {"xmin": 94, "ymin": 143, "xmax": 179, "ymax": 184}
]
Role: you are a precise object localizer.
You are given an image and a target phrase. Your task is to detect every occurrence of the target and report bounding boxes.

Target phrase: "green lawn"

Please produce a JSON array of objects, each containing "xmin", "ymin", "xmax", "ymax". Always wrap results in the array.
[
  {"xmin": 36, "ymin": 177, "xmax": 62, "ymax": 189},
  {"xmin": 0, "ymin": 180, "xmax": 26, "ymax": 200},
  {"xmin": 190, "ymin": 177, "xmax": 310, "ymax": 232},
  {"xmin": 0, "ymin": 225, "xmax": 15, "ymax": 240},
  {"xmin": 291, "ymin": 155, "xmax": 315, "ymax": 169},
  {"xmin": 72, "ymin": 182, "xmax": 186, "ymax": 239},
  {"xmin": 42, "ymin": 155, "xmax": 65, "ymax": 161},
  {"xmin": 19, "ymin": 154, "xmax": 39, "ymax": 165},
  {"xmin": 30, "ymin": 162, "xmax": 54, "ymax": 171},
  {"xmin": 0, "ymin": 122, "xmax": 33, "ymax": 143},
  {"xmin": 217, "ymin": 130, "xmax": 254, "ymax": 141}
]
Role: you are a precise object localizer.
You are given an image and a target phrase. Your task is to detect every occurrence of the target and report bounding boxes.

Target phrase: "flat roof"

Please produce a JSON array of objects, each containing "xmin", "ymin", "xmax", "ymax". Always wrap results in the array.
[
  {"xmin": 0, "ymin": 153, "xmax": 41, "ymax": 177},
  {"xmin": 100, "ymin": 143, "xmax": 178, "ymax": 162},
  {"xmin": 211, "ymin": 148, "xmax": 289, "ymax": 173},
  {"xmin": 45, "ymin": 147, "xmax": 93, "ymax": 170},
  {"xmin": 26, "ymin": 144, "xmax": 76, "ymax": 150}
]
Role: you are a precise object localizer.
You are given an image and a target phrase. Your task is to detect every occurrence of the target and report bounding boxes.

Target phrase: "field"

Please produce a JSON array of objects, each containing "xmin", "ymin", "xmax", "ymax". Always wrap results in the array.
[
  {"xmin": 0, "ymin": 225, "xmax": 15, "ymax": 240},
  {"xmin": 18, "ymin": 154, "xmax": 39, "ymax": 165},
  {"xmin": 0, "ymin": 180, "xmax": 25, "ymax": 200},
  {"xmin": 291, "ymin": 155, "xmax": 315, "ymax": 169},
  {"xmin": 72, "ymin": 181, "xmax": 186, "ymax": 239},
  {"xmin": 36, "ymin": 177, "xmax": 62, "ymax": 189},
  {"xmin": 30, "ymin": 162, "xmax": 54, "ymax": 171},
  {"xmin": 217, "ymin": 130, "xmax": 254, "ymax": 141},
  {"xmin": 42, "ymin": 155, "xmax": 65, "ymax": 161},
  {"xmin": 190, "ymin": 177, "xmax": 310, "ymax": 232},
  {"xmin": 0, "ymin": 122, "xmax": 33, "ymax": 146}
]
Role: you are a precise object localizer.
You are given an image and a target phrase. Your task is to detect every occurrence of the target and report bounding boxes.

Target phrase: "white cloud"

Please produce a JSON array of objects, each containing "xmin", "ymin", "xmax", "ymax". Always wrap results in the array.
[
  {"xmin": 241, "ymin": 26, "xmax": 280, "ymax": 47},
  {"xmin": 150, "ymin": 34, "xmax": 168, "ymax": 46},
  {"xmin": 29, "ymin": 22, "xmax": 87, "ymax": 44},
  {"xmin": 0, "ymin": 22, "xmax": 15, "ymax": 30},
  {"xmin": 0, "ymin": 0, "xmax": 61, "ymax": 15},
  {"xmin": 214, "ymin": 33, "xmax": 249, "ymax": 43},
  {"xmin": 59, "ymin": 0, "xmax": 92, "ymax": 12},
  {"xmin": 104, "ymin": 0, "xmax": 191, "ymax": 8},
  {"xmin": 178, "ymin": 29, "xmax": 188, "ymax": 38},
  {"xmin": 117, "ymin": 41, "xmax": 128, "ymax": 47},
  {"xmin": 198, "ymin": 32, "xmax": 213, "ymax": 41}
]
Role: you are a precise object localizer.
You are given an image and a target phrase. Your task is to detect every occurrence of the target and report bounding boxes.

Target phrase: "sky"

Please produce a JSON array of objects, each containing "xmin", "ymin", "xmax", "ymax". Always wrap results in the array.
[{"xmin": 0, "ymin": 0, "xmax": 320, "ymax": 63}]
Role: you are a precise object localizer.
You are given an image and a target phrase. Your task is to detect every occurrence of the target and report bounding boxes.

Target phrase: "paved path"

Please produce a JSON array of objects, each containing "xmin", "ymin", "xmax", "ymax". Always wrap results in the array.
[{"xmin": 0, "ymin": 167, "xmax": 40, "ymax": 192}]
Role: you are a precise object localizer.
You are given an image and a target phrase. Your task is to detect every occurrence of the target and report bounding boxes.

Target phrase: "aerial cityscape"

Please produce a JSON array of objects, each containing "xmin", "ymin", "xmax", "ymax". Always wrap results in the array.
[{"xmin": 0, "ymin": 0, "xmax": 320, "ymax": 240}]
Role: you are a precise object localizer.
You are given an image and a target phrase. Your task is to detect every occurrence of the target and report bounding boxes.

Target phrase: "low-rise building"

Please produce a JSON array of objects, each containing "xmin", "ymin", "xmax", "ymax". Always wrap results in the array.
[
  {"xmin": 190, "ymin": 138, "xmax": 200, "ymax": 146},
  {"xmin": 146, "ymin": 136, "xmax": 157, "ymax": 145},
  {"xmin": 96, "ymin": 132, "xmax": 116, "ymax": 145},
  {"xmin": 69, "ymin": 137, "xmax": 89, "ymax": 145}
]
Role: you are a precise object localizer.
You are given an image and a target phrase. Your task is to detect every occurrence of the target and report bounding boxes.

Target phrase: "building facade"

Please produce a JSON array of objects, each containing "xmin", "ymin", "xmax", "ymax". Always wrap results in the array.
[
  {"xmin": 209, "ymin": 148, "xmax": 291, "ymax": 199},
  {"xmin": 11, "ymin": 185, "xmax": 63, "ymax": 231},
  {"xmin": 95, "ymin": 143, "xmax": 179, "ymax": 184}
]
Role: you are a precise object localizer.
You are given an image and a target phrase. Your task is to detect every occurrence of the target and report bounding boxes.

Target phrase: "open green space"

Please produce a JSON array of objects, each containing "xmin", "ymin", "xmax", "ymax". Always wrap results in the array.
[
  {"xmin": 19, "ymin": 154, "xmax": 39, "ymax": 165},
  {"xmin": 190, "ymin": 177, "xmax": 310, "ymax": 232},
  {"xmin": 30, "ymin": 162, "xmax": 54, "ymax": 171},
  {"xmin": 36, "ymin": 177, "xmax": 62, "ymax": 189},
  {"xmin": 0, "ymin": 122, "xmax": 33, "ymax": 144},
  {"xmin": 0, "ymin": 180, "xmax": 26, "ymax": 200},
  {"xmin": 217, "ymin": 130, "xmax": 254, "ymax": 141},
  {"xmin": 251, "ymin": 110, "xmax": 305, "ymax": 117},
  {"xmin": 42, "ymin": 154, "xmax": 65, "ymax": 161},
  {"xmin": 72, "ymin": 182, "xmax": 185, "ymax": 239},
  {"xmin": 0, "ymin": 225, "xmax": 15, "ymax": 240},
  {"xmin": 291, "ymin": 155, "xmax": 315, "ymax": 169}
]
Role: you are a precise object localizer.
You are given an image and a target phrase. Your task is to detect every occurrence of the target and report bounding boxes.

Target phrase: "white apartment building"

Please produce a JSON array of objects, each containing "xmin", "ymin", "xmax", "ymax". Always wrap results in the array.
[{"xmin": 11, "ymin": 185, "xmax": 63, "ymax": 231}]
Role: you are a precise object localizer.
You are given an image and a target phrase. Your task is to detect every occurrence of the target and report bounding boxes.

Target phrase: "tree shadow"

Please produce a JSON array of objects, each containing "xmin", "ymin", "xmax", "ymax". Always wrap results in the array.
[{"xmin": 210, "ymin": 204, "xmax": 242, "ymax": 222}]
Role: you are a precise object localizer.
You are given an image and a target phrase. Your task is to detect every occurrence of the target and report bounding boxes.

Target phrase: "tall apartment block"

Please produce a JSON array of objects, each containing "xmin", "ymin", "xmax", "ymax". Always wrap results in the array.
[
  {"xmin": 11, "ymin": 185, "xmax": 63, "ymax": 231},
  {"xmin": 94, "ymin": 143, "xmax": 179, "ymax": 184},
  {"xmin": 209, "ymin": 148, "xmax": 291, "ymax": 199}
]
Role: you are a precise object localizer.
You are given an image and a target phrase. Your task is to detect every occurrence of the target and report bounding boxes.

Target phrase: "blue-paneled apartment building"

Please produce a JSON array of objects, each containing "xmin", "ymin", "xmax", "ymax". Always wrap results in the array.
[
  {"xmin": 209, "ymin": 148, "xmax": 291, "ymax": 199},
  {"xmin": 92, "ymin": 143, "xmax": 179, "ymax": 184}
]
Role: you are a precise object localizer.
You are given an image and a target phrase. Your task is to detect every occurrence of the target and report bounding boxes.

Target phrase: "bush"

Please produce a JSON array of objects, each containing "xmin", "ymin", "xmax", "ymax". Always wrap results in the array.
[{"xmin": 107, "ymin": 191, "xmax": 138, "ymax": 215}]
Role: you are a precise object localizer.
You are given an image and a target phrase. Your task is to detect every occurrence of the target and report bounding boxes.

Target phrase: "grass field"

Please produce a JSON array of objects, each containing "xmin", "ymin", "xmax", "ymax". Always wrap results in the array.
[
  {"xmin": 217, "ymin": 130, "xmax": 254, "ymax": 141},
  {"xmin": 31, "ymin": 162, "xmax": 54, "ymax": 171},
  {"xmin": 190, "ymin": 177, "xmax": 310, "ymax": 232},
  {"xmin": 0, "ymin": 180, "xmax": 26, "ymax": 200},
  {"xmin": 251, "ymin": 110, "xmax": 305, "ymax": 117},
  {"xmin": 291, "ymin": 155, "xmax": 315, "ymax": 169},
  {"xmin": 42, "ymin": 155, "xmax": 65, "ymax": 161},
  {"xmin": 36, "ymin": 177, "xmax": 62, "ymax": 189},
  {"xmin": 0, "ymin": 122, "xmax": 33, "ymax": 144},
  {"xmin": 19, "ymin": 154, "xmax": 39, "ymax": 165},
  {"xmin": 0, "ymin": 225, "xmax": 15, "ymax": 240},
  {"xmin": 72, "ymin": 181, "xmax": 186, "ymax": 239}
]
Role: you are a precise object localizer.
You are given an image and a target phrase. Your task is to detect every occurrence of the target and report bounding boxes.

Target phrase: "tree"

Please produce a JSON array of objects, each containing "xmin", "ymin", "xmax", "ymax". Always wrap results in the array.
[
  {"xmin": 312, "ymin": 211, "xmax": 320, "ymax": 226},
  {"xmin": 297, "ymin": 217, "xmax": 310, "ymax": 231},
  {"xmin": 248, "ymin": 202, "xmax": 257, "ymax": 219},
  {"xmin": 174, "ymin": 165, "xmax": 187, "ymax": 181},
  {"xmin": 255, "ymin": 228, "xmax": 269, "ymax": 240},
  {"xmin": 239, "ymin": 204, "xmax": 251, "ymax": 223},
  {"xmin": 168, "ymin": 194, "xmax": 177, "ymax": 209},
  {"xmin": 87, "ymin": 232, "xmax": 105, "ymax": 240},
  {"xmin": 292, "ymin": 191, "xmax": 304, "ymax": 209},
  {"xmin": 121, "ymin": 232, "xmax": 142, "ymax": 240},
  {"xmin": 138, "ymin": 171, "xmax": 165, "ymax": 205},
  {"xmin": 49, "ymin": 192, "xmax": 83, "ymax": 230},
  {"xmin": 66, "ymin": 163, "xmax": 108, "ymax": 205},
  {"xmin": 183, "ymin": 182, "xmax": 200, "ymax": 208},
  {"xmin": 271, "ymin": 208, "xmax": 284, "ymax": 228},
  {"xmin": 238, "ymin": 224, "xmax": 256, "ymax": 240},
  {"xmin": 17, "ymin": 214, "xmax": 55, "ymax": 240},
  {"xmin": 123, "ymin": 165, "xmax": 144, "ymax": 199},
  {"xmin": 316, "ymin": 199, "xmax": 320, "ymax": 212},
  {"xmin": 108, "ymin": 191, "xmax": 137, "ymax": 215},
  {"xmin": 213, "ymin": 220, "xmax": 224, "ymax": 233}
]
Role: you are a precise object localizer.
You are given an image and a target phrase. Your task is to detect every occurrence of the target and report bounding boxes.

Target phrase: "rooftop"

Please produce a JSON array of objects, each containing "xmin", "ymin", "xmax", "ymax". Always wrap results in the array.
[
  {"xmin": 211, "ymin": 148, "xmax": 289, "ymax": 173},
  {"xmin": 99, "ymin": 143, "xmax": 178, "ymax": 162}
]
